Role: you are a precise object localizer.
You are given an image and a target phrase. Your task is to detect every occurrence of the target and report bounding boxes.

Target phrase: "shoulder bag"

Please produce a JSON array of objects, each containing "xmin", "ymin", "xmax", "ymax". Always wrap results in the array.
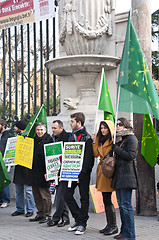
[{"xmin": 101, "ymin": 139, "xmax": 125, "ymax": 179}]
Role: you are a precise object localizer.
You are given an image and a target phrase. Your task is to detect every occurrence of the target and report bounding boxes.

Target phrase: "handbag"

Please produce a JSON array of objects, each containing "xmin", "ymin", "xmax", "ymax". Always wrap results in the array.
[
  {"xmin": 101, "ymin": 155, "xmax": 116, "ymax": 179},
  {"xmin": 101, "ymin": 139, "xmax": 125, "ymax": 179}
]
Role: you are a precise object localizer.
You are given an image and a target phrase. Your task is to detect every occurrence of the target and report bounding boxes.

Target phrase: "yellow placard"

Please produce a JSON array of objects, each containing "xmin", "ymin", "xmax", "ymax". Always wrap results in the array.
[{"xmin": 14, "ymin": 135, "xmax": 34, "ymax": 169}]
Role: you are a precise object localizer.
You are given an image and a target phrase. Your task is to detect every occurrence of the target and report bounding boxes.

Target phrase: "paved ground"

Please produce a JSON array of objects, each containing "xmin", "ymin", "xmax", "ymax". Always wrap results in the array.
[{"xmin": 0, "ymin": 200, "xmax": 159, "ymax": 240}]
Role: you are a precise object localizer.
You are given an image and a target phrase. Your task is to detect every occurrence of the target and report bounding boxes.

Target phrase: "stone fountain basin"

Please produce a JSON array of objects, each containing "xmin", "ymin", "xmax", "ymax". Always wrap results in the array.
[{"xmin": 45, "ymin": 55, "xmax": 120, "ymax": 76}]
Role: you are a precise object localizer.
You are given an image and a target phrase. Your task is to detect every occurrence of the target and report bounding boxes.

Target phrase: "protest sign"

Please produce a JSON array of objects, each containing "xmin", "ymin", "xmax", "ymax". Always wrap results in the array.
[
  {"xmin": 14, "ymin": 135, "xmax": 34, "ymax": 169},
  {"xmin": 44, "ymin": 142, "xmax": 63, "ymax": 181},
  {"xmin": 0, "ymin": 0, "xmax": 55, "ymax": 30},
  {"xmin": 3, "ymin": 137, "xmax": 17, "ymax": 167},
  {"xmin": 90, "ymin": 185, "xmax": 119, "ymax": 213},
  {"xmin": 60, "ymin": 142, "xmax": 85, "ymax": 181}
]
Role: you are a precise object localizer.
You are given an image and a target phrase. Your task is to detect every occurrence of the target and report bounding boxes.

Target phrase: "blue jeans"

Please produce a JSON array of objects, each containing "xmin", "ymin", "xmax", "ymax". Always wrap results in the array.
[
  {"xmin": 15, "ymin": 184, "xmax": 35, "ymax": 213},
  {"xmin": 0, "ymin": 185, "xmax": 10, "ymax": 203},
  {"xmin": 116, "ymin": 189, "xmax": 135, "ymax": 240}
]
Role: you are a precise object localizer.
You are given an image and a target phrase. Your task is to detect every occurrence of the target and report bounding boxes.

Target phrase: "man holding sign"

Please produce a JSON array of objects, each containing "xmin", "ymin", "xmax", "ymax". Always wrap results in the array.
[
  {"xmin": 47, "ymin": 120, "xmax": 70, "ymax": 227},
  {"xmin": 65, "ymin": 112, "xmax": 94, "ymax": 235},
  {"xmin": 29, "ymin": 123, "xmax": 53, "ymax": 224},
  {"xmin": 12, "ymin": 120, "xmax": 35, "ymax": 217}
]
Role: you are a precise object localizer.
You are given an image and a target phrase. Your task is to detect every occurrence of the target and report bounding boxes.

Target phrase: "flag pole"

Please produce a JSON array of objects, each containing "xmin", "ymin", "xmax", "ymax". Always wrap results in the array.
[
  {"xmin": 113, "ymin": 85, "xmax": 120, "ymax": 143},
  {"xmin": 26, "ymin": 104, "xmax": 44, "ymax": 137},
  {"xmin": 93, "ymin": 68, "xmax": 104, "ymax": 133}
]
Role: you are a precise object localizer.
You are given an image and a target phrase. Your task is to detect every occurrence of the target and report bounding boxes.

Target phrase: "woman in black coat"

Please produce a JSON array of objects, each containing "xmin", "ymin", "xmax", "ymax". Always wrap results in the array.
[{"xmin": 111, "ymin": 118, "xmax": 138, "ymax": 240}]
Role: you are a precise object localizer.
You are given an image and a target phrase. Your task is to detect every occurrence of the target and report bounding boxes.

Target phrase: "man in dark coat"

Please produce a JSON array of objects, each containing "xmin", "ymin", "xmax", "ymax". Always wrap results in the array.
[
  {"xmin": 29, "ymin": 122, "xmax": 53, "ymax": 223},
  {"xmin": 0, "ymin": 119, "xmax": 14, "ymax": 208},
  {"xmin": 11, "ymin": 120, "xmax": 35, "ymax": 217},
  {"xmin": 65, "ymin": 112, "xmax": 94, "ymax": 235},
  {"xmin": 47, "ymin": 120, "xmax": 70, "ymax": 227}
]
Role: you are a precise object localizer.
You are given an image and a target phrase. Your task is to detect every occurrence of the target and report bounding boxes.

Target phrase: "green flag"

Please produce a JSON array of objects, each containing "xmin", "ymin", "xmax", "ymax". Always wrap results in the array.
[
  {"xmin": 141, "ymin": 114, "xmax": 159, "ymax": 167},
  {"xmin": 22, "ymin": 105, "xmax": 47, "ymax": 138},
  {"xmin": 0, "ymin": 153, "xmax": 11, "ymax": 191},
  {"xmin": 117, "ymin": 12, "xmax": 159, "ymax": 120},
  {"xmin": 98, "ymin": 71, "xmax": 115, "ymax": 123}
]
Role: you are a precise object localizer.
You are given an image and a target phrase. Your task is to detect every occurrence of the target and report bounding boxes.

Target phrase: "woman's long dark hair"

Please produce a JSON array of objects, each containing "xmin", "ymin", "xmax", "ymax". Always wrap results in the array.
[
  {"xmin": 97, "ymin": 121, "xmax": 111, "ymax": 145},
  {"xmin": 118, "ymin": 118, "xmax": 133, "ymax": 130}
]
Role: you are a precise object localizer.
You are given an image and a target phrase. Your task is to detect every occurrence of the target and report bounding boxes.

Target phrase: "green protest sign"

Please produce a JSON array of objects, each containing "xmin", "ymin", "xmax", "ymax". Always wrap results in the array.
[{"xmin": 44, "ymin": 142, "xmax": 63, "ymax": 181}]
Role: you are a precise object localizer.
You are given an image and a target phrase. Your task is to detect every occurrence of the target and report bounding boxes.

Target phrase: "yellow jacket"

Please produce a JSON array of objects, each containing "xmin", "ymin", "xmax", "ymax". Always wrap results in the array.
[{"xmin": 92, "ymin": 120, "xmax": 114, "ymax": 192}]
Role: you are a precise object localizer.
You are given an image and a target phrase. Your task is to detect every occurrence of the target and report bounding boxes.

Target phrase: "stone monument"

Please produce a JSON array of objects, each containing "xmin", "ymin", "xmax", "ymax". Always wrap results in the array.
[{"xmin": 46, "ymin": 0, "xmax": 120, "ymax": 135}]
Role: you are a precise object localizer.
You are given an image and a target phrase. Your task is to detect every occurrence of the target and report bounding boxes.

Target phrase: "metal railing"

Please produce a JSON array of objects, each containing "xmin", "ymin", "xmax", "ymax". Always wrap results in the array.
[{"xmin": 0, "ymin": 7, "xmax": 58, "ymax": 127}]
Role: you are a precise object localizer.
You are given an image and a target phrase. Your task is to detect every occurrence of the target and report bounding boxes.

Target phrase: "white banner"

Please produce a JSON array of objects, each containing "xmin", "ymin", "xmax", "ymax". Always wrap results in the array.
[{"xmin": 0, "ymin": 0, "xmax": 55, "ymax": 30}]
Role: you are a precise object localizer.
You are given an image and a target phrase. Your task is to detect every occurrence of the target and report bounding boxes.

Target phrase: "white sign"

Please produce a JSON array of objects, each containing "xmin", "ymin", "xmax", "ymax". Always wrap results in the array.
[
  {"xmin": 60, "ymin": 142, "xmax": 85, "ymax": 181},
  {"xmin": 44, "ymin": 142, "xmax": 63, "ymax": 181},
  {"xmin": 3, "ymin": 137, "xmax": 17, "ymax": 166},
  {"xmin": 34, "ymin": 0, "xmax": 55, "ymax": 22}
]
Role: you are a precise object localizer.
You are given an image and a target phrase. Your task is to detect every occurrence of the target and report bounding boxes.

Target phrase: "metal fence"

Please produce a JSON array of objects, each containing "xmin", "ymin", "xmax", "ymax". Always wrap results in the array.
[{"xmin": 0, "ymin": 7, "xmax": 58, "ymax": 127}]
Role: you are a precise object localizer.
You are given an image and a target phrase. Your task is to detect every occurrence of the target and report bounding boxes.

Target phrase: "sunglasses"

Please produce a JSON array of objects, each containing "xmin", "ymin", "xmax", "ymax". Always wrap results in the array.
[{"xmin": 116, "ymin": 122, "xmax": 124, "ymax": 127}]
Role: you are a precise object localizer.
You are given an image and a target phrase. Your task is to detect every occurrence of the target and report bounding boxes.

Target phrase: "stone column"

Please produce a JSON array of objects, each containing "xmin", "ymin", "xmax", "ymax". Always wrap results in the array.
[{"xmin": 132, "ymin": 0, "xmax": 157, "ymax": 216}]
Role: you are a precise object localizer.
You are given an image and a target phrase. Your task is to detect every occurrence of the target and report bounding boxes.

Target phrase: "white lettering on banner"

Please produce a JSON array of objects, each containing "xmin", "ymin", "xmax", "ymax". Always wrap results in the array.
[
  {"xmin": 2, "ymin": 7, "xmax": 11, "ymax": 14},
  {"xmin": 12, "ymin": 2, "xmax": 30, "ymax": 11}
]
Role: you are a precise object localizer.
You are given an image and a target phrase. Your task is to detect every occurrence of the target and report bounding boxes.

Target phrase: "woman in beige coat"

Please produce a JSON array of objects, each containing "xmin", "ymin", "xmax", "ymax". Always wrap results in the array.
[{"xmin": 91, "ymin": 120, "xmax": 118, "ymax": 236}]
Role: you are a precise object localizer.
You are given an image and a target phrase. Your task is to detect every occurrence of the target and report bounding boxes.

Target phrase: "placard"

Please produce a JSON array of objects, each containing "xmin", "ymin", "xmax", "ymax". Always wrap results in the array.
[
  {"xmin": 0, "ymin": 0, "xmax": 55, "ymax": 30},
  {"xmin": 3, "ymin": 137, "xmax": 17, "ymax": 166},
  {"xmin": 44, "ymin": 142, "xmax": 63, "ymax": 181},
  {"xmin": 14, "ymin": 135, "xmax": 34, "ymax": 169},
  {"xmin": 60, "ymin": 142, "xmax": 85, "ymax": 181},
  {"xmin": 90, "ymin": 185, "xmax": 119, "ymax": 213}
]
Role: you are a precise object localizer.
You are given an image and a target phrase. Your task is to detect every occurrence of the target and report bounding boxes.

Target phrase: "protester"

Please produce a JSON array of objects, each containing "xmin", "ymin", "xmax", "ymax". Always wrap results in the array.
[
  {"xmin": 47, "ymin": 120, "xmax": 70, "ymax": 227},
  {"xmin": 29, "ymin": 122, "xmax": 53, "ymax": 223},
  {"xmin": 111, "ymin": 118, "xmax": 138, "ymax": 240},
  {"xmin": 0, "ymin": 119, "xmax": 14, "ymax": 208},
  {"xmin": 11, "ymin": 120, "xmax": 35, "ymax": 217},
  {"xmin": 91, "ymin": 120, "xmax": 118, "ymax": 235},
  {"xmin": 65, "ymin": 112, "xmax": 94, "ymax": 235}
]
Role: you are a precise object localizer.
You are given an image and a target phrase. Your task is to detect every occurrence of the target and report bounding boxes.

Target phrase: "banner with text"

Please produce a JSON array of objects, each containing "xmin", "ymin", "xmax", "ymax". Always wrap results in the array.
[
  {"xmin": 0, "ymin": 0, "xmax": 55, "ymax": 30},
  {"xmin": 3, "ymin": 137, "xmax": 17, "ymax": 167},
  {"xmin": 60, "ymin": 142, "xmax": 85, "ymax": 181},
  {"xmin": 44, "ymin": 142, "xmax": 63, "ymax": 181},
  {"xmin": 14, "ymin": 135, "xmax": 34, "ymax": 169}
]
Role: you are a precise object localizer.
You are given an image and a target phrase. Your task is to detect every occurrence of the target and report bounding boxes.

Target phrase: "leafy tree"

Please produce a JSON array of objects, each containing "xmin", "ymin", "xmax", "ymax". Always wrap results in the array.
[
  {"xmin": 152, "ymin": 10, "xmax": 159, "ymax": 80},
  {"xmin": 152, "ymin": 9, "xmax": 159, "ymax": 41},
  {"xmin": 152, "ymin": 51, "xmax": 159, "ymax": 80}
]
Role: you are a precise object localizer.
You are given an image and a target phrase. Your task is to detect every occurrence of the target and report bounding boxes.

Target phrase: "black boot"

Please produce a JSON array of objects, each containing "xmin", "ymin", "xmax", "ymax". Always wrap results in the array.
[
  {"xmin": 103, "ymin": 205, "xmax": 118, "ymax": 235},
  {"xmin": 99, "ymin": 208, "xmax": 109, "ymax": 233},
  {"xmin": 99, "ymin": 225, "xmax": 109, "ymax": 233}
]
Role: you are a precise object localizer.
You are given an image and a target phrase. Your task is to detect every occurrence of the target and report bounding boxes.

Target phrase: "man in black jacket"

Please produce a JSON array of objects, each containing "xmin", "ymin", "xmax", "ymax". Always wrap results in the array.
[
  {"xmin": 29, "ymin": 122, "xmax": 53, "ymax": 223},
  {"xmin": 0, "ymin": 119, "xmax": 14, "ymax": 208},
  {"xmin": 47, "ymin": 120, "xmax": 70, "ymax": 227},
  {"xmin": 65, "ymin": 112, "xmax": 94, "ymax": 235},
  {"xmin": 11, "ymin": 120, "xmax": 35, "ymax": 217}
]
